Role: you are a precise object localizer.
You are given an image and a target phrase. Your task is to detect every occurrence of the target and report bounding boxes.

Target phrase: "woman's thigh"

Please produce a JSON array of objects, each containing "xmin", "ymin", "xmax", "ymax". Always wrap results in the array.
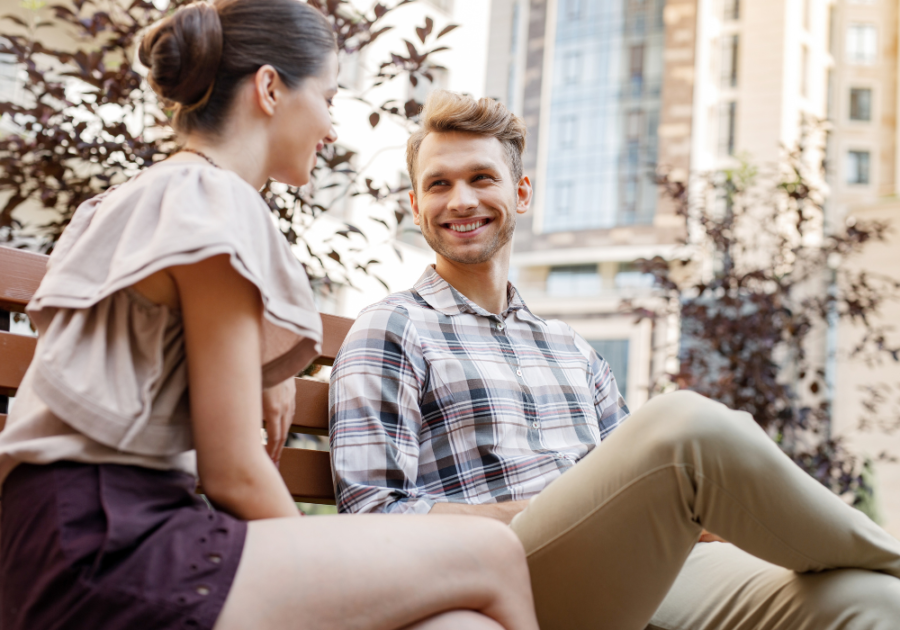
[{"xmin": 214, "ymin": 514, "xmax": 536, "ymax": 630}]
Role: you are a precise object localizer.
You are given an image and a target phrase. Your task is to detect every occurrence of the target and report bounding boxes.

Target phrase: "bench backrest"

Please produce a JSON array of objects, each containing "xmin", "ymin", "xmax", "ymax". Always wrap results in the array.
[{"xmin": 0, "ymin": 246, "xmax": 348, "ymax": 505}]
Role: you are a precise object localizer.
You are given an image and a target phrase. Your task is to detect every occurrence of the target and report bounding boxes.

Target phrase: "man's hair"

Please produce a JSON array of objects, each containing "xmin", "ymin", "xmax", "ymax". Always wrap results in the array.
[{"xmin": 406, "ymin": 90, "xmax": 527, "ymax": 191}]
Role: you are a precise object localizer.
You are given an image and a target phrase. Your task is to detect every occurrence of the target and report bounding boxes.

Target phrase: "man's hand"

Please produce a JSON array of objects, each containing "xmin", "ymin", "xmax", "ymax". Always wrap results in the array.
[
  {"xmin": 430, "ymin": 500, "xmax": 531, "ymax": 525},
  {"xmin": 262, "ymin": 378, "xmax": 296, "ymax": 466},
  {"xmin": 698, "ymin": 529, "xmax": 727, "ymax": 543}
]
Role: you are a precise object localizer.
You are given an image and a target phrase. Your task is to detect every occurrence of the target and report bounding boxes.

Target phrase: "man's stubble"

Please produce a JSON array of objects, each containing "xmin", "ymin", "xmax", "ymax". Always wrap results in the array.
[{"xmin": 419, "ymin": 203, "xmax": 518, "ymax": 266}]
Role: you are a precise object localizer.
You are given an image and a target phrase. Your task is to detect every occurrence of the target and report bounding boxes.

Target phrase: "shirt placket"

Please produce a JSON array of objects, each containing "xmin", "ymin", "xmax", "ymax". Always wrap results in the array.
[{"xmin": 492, "ymin": 314, "xmax": 542, "ymax": 442}]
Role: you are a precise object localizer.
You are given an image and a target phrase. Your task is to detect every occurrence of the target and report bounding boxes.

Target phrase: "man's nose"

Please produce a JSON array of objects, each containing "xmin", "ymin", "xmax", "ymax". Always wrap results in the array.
[{"xmin": 447, "ymin": 182, "xmax": 478, "ymax": 212}]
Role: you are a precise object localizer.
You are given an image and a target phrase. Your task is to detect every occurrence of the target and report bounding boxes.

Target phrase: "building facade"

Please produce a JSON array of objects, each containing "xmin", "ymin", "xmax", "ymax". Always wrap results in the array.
[{"xmin": 486, "ymin": 0, "xmax": 900, "ymax": 533}]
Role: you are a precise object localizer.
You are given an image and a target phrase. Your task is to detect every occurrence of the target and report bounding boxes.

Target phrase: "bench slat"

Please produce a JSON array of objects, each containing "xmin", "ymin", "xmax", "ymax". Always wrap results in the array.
[
  {"xmin": 0, "ymin": 417, "xmax": 337, "ymax": 502},
  {"xmin": 279, "ymin": 447, "xmax": 335, "ymax": 503},
  {"xmin": 0, "ymin": 247, "xmax": 47, "ymax": 313},
  {"xmin": 318, "ymin": 314, "xmax": 353, "ymax": 366},
  {"xmin": 0, "ymin": 331, "xmax": 36, "ymax": 395},
  {"xmin": 292, "ymin": 377, "xmax": 328, "ymax": 435}
]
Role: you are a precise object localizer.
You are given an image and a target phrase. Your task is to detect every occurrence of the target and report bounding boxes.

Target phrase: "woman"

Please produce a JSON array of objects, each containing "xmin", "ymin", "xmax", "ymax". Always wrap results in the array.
[{"xmin": 0, "ymin": 2, "xmax": 539, "ymax": 629}]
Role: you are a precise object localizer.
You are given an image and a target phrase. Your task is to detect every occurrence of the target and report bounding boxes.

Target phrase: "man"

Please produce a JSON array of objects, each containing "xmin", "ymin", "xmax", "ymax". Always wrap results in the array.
[{"xmin": 329, "ymin": 90, "xmax": 900, "ymax": 630}]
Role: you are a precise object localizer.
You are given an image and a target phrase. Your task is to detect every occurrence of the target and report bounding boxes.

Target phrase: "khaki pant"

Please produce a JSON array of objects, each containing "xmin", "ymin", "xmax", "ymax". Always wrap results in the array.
[{"xmin": 509, "ymin": 391, "xmax": 900, "ymax": 630}]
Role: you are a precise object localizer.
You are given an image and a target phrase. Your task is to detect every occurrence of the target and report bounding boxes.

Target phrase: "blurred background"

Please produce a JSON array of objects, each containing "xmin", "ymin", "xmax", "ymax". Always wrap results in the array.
[{"xmin": 1, "ymin": 0, "xmax": 898, "ymax": 529}]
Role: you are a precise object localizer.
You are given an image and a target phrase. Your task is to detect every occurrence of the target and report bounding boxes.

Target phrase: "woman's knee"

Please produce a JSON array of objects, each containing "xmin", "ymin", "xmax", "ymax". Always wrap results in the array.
[{"xmin": 470, "ymin": 518, "xmax": 530, "ymax": 571}]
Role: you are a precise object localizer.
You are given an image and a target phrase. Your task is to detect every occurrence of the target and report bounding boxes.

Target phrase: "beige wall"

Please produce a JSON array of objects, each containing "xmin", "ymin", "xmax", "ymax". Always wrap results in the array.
[{"xmin": 834, "ymin": 199, "xmax": 900, "ymax": 538}]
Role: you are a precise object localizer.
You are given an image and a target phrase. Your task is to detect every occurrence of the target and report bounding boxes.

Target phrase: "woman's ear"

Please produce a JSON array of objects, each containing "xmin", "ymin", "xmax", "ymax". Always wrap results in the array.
[{"xmin": 253, "ymin": 65, "xmax": 280, "ymax": 117}]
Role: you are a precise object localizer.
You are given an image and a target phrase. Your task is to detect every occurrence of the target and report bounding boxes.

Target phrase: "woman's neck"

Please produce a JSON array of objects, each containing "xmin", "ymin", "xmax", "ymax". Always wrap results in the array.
[{"xmin": 177, "ymin": 126, "xmax": 270, "ymax": 190}]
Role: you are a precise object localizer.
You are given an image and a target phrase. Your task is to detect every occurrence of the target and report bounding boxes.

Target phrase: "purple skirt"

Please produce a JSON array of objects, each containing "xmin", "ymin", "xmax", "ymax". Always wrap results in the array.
[{"xmin": 0, "ymin": 461, "xmax": 247, "ymax": 630}]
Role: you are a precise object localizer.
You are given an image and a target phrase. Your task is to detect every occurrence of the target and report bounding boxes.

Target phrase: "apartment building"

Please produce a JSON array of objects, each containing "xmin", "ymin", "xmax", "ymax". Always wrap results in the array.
[{"xmin": 486, "ymin": 0, "xmax": 900, "ymax": 533}]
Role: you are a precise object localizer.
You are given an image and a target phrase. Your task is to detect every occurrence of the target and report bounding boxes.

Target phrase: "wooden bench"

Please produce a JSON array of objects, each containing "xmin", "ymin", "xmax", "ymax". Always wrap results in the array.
[{"xmin": 0, "ymin": 246, "xmax": 347, "ymax": 506}]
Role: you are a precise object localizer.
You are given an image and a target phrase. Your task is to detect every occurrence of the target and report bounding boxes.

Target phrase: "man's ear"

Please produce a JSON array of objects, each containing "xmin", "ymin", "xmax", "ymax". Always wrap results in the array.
[
  {"xmin": 253, "ymin": 65, "xmax": 280, "ymax": 117},
  {"xmin": 410, "ymin": 189, "xmax": 421, "ymax": 225},
  {"xmin": 516, "ymin": 175, "xmax": 533, "ymax": 215}
]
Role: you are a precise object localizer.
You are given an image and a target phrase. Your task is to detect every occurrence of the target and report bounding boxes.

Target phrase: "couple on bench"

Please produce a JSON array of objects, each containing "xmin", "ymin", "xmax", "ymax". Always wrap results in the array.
[{"xmin": 1, "ymin": 1, "xmax": 898, "ymax": 629}]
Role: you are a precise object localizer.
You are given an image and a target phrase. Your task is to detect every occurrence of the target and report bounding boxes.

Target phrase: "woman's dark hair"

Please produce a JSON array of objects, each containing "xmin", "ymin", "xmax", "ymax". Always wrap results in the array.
[{"xmin": 139, "ymin": 0, "xmax": 336, "ymax": 134}]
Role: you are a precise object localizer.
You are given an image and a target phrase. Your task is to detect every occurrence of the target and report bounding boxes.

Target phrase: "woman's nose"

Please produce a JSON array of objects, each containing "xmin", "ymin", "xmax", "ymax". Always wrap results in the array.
[{"xmin": 324, "ymin": 125, "xmax": 338, "ymax": 144}]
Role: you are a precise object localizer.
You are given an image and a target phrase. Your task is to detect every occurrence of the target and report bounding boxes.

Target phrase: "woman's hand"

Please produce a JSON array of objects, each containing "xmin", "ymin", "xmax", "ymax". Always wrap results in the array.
[{"xmin": 263, "ymin": 378, "xmax": 296, "ymax": 466}]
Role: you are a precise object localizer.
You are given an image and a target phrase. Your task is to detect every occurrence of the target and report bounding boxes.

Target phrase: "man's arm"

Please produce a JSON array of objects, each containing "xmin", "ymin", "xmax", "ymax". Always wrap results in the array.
[{"xmin": 329, "ymin": 305, "xmax": 434, "ymax": 514}]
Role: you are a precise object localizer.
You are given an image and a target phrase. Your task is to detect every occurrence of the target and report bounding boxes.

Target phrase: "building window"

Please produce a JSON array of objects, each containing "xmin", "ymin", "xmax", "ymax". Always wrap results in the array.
[
  {"xmin": 826, "ymin": 69, "xmax": 834, "ymax": 118},
  {"xmin": 544, "ymin": 0, "xmax": 664, "ymax": 232},
  {"xmin": 846, "ymin": 24, "xmax": 877, "ymax": 65},
  {"xmin": 800, "ymin": 45, "xmax": 809, "ymax": 98},
  {"xmin": 718, "ymin": 101, "xmax": 737, "ymax": 156},
  {"xmin": 564, "ymin": 0, "xmax": 584, "ymax": 21},
  {"xmin": 629, "ymin": 44, "xmax": 644, "ymax": 96},
  {"xmin": 555, "ymin": 181, "xmax": 574, "ymax": 215},
  {"xmin": 723, "ymin": 0, "xmax": 740, "ymax": 21},
  {"xmin": 846, "ymin": 150, "xmax": 871, "ymax": 185},
  {"xmin": 0, "ymin": 52, "xmax": 19, "ymax": 104},
  {"xmin": 588, "ymin": 339, "xmax": 630, "ymax": 396},
  {"xmin": 626, "ymin": 110, "xmax": 642, "ymax": 140},
  {"xmin": 720, "ymin": 35, "xmax": 739, "ymax": 88},
  {"xmin": 827, "ymin": 5, "xmax": 836, "ymax": 54},
  {"xmin": 547, "ymin": 264, "xmax": 601, "ymax": 297},
  {"xmin": 849, "ymin": 88, "xmax": 872, "ymax": 121},
  {"xmin": 563, "ymin": 51, "xmax": 581, "ymax": 84},
  {"xmin": 560, "ymin": 115, "xmax": 577, "ymax": 148}
]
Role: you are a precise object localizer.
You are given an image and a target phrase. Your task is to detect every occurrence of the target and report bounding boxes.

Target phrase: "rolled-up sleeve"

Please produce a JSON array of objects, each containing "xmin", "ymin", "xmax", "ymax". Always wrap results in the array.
[{"xmin": 329, "ymin": 305, "xmax": 434, "ymax": 514}]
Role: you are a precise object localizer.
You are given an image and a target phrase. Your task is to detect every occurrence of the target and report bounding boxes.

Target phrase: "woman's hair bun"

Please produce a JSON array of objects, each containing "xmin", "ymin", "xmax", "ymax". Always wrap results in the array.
[{"xmin": 139, "ymin": 2, "xmax": 223, "ymax": 109}]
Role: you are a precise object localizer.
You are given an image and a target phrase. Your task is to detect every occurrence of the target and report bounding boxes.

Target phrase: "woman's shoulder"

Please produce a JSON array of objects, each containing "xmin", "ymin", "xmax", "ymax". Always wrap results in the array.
[
  {"xmin": 32, "ymin": 160, "xmax": 293, "ymax": 313},
  {"xmin": 110, "ymin": 159, "xmax": 269, "ymax": 220}
]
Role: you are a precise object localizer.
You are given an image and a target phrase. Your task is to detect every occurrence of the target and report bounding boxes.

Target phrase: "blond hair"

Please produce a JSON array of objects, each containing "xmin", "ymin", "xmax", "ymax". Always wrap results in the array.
[{"xmin": 406, "ymin": 90, "xmax": 527, "ymax": 191}]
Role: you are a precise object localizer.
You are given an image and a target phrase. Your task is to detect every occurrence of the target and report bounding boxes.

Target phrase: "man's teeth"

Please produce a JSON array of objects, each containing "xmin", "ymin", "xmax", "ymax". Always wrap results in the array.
[{"xmin": 449, "ymin": 220, "xmax": 487, "ymax": 233}]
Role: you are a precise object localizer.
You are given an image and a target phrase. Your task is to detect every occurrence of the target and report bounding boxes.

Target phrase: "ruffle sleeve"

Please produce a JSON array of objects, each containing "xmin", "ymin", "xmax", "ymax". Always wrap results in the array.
[{"xmin": 25, "ymin": 162, "xmax": 322, "ymax": 456}]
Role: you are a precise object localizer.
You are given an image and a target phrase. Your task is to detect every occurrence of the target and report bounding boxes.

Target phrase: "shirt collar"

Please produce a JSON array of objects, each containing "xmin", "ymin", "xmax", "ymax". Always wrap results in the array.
[{"xmin": 413, "ymin": 265, "xmax": 529, "ymax": 319}]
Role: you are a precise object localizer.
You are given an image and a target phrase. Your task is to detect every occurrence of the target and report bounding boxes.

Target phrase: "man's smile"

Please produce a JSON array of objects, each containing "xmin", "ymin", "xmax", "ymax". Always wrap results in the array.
[{"xmin": 442, "ymin": 218, "xmax": 493, "ymax": 235}]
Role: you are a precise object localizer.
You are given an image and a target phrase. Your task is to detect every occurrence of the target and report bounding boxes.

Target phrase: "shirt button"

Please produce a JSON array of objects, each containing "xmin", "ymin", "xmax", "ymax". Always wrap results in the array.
[
  {"xmin": 516, "ymin": 369, "xmax": 523, "ymax": 377},
  {"xmin": 497, "ymin": 322, "xmax": 505, "ymax": 330},
  {"xmin": 532, "ymin": 421, "xmax": 539, "ymax": 429}
]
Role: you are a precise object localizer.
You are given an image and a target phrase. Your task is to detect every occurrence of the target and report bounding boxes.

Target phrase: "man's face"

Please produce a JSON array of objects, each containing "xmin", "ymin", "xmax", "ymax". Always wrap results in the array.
[{"xmin": 410, "ymin": 131, "xmax": 531, "ymax": 266}]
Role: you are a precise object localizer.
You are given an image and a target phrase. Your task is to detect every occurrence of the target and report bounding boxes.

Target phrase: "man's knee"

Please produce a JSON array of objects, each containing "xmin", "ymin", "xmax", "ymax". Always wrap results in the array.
[{"xmin": 638, "ymin": 390, "xmax": 757, "ymax": 454}]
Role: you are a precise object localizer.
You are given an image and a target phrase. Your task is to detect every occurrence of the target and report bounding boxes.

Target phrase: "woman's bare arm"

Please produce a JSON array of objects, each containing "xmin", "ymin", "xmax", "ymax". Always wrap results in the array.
[{"xmin": 170, "ymin": 254, "xmax": 299, "ymax": 520}]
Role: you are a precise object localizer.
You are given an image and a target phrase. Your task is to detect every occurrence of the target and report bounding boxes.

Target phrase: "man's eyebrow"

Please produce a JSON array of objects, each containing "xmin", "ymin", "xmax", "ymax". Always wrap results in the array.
[
  {"xmin": 422, "ymin": 163, "xmax": 502, "ymax": 181},
  {"xmin": 469, "ymin": 162, "xmax": 501, "ymax": 172},
  {"xmin": 422, "ymin": 169, "xmax": 445, "ymax": 181}
]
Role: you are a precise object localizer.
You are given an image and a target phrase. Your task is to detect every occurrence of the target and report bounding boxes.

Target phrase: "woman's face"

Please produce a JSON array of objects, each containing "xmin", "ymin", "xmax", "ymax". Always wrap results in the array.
[{"xmin": 269, "ymin": 51, "xmax": 339, "ymax": 187}]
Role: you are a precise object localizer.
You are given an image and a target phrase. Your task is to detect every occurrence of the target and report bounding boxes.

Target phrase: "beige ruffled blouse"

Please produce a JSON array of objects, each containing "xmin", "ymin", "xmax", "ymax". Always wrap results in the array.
[{"xmin": 0, "ymin": 161, "xmax": 322, "ymax": 487}]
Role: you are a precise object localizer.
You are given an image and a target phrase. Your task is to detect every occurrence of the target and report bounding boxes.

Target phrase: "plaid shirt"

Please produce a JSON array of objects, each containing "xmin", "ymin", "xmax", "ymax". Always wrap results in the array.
[{"xmin": 329, "ymin": 266, "xmax": 630, "ymax": 514}]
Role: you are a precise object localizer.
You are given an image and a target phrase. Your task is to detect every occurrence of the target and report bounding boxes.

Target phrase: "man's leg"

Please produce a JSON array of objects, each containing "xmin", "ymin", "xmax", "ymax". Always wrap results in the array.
[
  {"xmin": 649, "ymin": 542, "xmax": 900, "ymax": 630},
  {"xmin": 509, "ymin": 391, "xmax": 900, "ymax": 630}
]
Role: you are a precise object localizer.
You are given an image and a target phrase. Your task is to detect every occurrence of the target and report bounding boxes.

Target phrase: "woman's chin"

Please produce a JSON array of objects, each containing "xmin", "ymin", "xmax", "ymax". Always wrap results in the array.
[{"xmin": 272, "ymin": 171, "xmax": 311, "ymax": 188}]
